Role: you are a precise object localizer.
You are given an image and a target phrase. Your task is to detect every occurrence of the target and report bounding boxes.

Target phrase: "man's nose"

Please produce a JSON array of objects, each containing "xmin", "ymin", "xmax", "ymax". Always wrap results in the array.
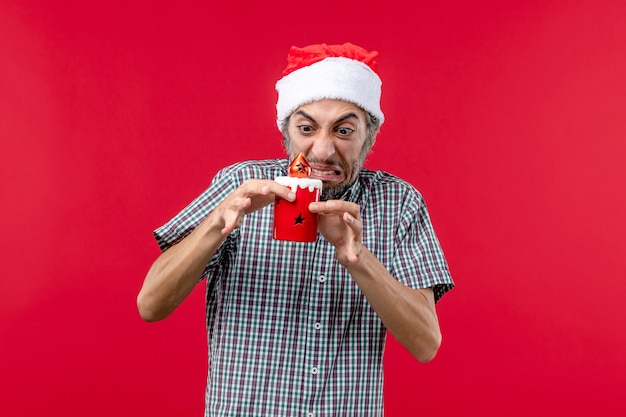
[{"xmin": 310, "ymin": 134, "xmax": 336, "ymax": 161}]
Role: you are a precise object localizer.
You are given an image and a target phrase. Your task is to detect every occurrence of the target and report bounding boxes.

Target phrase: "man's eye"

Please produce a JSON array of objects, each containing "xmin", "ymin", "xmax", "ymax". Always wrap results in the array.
[
  {"xmin": 337, "ymin": 127, "xmax": 354, "ymax": 136},
  {"xmin": 298, "ymin": 125, "xmax": 314, "ymax": 134}
]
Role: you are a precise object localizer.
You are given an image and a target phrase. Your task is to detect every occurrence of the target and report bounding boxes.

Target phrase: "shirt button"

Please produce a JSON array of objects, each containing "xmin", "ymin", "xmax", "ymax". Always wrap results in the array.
[
  {"xmin": 318, "ymin": 274, "xmax": 326, "ymax": 283},
  {"xmin": 314, "ymin": 322, "xmax": 322, "ymax": 330},
  {"xmin": 307, "ymin": 413, "xmax": 315, "ymax": 417},
  {"xmin": 311, "ymin": 367, "xmax": 318, "ymax": 375}
]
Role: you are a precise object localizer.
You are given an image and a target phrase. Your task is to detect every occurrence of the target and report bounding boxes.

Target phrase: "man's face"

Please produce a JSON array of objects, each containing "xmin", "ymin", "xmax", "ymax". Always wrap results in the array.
[{"xmin": 284, "ymin": 99, "xmax": 371, "ymax": 200}]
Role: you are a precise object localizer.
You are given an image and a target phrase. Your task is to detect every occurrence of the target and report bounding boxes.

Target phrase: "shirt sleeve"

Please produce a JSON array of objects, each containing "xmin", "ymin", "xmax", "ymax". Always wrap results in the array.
[
  {"xmin": 391, "ymin": 188, "xmax": 454, "ymax": 303},
  {"xmin": 152, "ymin": 166, "xmax": 239, "ymax": 277}
]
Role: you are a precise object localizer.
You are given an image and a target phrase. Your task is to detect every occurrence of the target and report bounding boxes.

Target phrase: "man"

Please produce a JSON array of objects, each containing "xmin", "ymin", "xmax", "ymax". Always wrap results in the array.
[{"xmin": 138, "ymin": 43, "xmax": 454, "ymax": 417}]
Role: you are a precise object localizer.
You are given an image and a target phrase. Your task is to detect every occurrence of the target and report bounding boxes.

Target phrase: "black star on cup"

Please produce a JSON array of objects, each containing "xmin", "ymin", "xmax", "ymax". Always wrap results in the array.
[{"xmin": 294, "ymin": 212, "xmax": 305, "ymax": 225}]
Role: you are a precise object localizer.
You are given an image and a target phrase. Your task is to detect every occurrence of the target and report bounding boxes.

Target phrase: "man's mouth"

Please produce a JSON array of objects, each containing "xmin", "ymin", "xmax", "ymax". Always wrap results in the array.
[
  {"xmin": 312, "ymin": 168, "xmax": 340, "ymax": 176},
  {"xmin": 310, "ymin": 165, "xmax": 343, "ymax": 182}
]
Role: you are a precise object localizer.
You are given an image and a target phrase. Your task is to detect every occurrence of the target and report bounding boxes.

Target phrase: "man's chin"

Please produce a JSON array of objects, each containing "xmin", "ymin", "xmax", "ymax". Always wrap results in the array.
[{"xmin": 320, "ymin": 184, "xmax": 350, "ymax": 201}]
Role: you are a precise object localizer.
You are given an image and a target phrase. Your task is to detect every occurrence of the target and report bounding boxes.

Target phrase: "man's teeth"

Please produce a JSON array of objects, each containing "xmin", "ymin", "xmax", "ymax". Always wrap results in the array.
[{"xmin": 312, "ymin": 169, "xmax": 337, "ymax": 176}]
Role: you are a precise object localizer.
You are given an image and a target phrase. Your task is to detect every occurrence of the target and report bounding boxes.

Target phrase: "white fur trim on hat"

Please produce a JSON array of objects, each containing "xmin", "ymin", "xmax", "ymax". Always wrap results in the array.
[{"xmin": 275, "ymin": 57, "xmax": 384, "ymax": 129}]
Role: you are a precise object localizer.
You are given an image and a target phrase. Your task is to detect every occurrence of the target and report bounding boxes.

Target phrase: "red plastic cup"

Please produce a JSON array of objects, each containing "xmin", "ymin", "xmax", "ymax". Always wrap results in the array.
[{"xmin": 273, "ymin": 176, "xmax": 323, "ymax": 242}]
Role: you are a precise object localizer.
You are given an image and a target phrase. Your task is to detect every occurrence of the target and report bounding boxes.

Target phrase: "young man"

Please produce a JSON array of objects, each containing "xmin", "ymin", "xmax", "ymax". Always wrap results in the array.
[{"xmin": 138, "ymin": 43, "xmax": 454, "ymax": 417}]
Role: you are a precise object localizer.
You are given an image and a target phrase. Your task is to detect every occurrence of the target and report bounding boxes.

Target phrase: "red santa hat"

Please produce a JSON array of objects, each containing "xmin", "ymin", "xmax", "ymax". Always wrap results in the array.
[{"xmin": 275, "ymin": 42, "xmax": 385, "ymax": 129}]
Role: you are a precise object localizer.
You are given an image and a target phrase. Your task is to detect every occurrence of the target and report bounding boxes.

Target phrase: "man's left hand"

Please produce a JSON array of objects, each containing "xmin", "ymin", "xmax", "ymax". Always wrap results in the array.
[{"xmin": 309, "ymin": 200, "xmax": 363, "ymax": 264}]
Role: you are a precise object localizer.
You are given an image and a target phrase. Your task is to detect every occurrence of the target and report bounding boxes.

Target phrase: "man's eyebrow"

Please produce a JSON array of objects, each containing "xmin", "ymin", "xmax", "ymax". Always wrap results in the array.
[
  {"xmin": 293, "ymin": 110, "xmax": 361, "ymax": 124},
  {"xmin": 294, "ymin": 110, "xmax": 316, "ymax": 123},
  {"xmin": 335, "ymin": 112, "xmax": 360, "ymax": 124}
]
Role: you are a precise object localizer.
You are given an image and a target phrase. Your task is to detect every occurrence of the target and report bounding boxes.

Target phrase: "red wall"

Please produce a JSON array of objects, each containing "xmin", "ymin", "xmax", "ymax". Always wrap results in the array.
[{"xmin": 2, "ymin": 1, "xmax": 625, "ymax": 415}]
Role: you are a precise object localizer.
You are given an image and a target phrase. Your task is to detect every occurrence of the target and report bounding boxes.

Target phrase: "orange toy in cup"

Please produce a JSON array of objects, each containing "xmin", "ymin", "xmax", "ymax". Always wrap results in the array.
[{"xmin": 273, "ymin": 153, "xmax": 323, "ymax": 242}]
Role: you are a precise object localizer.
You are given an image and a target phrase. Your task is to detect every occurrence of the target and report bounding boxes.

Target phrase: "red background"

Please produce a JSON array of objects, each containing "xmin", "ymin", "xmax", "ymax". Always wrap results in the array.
[{"xmin": 2, "ymin": 1, "xmax": 625, "ymax": 415}]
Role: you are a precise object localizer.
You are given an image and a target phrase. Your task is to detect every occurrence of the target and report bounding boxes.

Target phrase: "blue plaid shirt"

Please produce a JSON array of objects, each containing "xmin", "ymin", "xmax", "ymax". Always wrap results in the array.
[{"xmin": 154, "ymin": 159, "xmax": 454, "ymax": 417}]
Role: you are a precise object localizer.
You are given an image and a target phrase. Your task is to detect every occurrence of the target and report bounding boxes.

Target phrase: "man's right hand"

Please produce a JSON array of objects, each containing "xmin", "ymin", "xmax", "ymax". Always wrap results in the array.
[{"xmin": 214, "ymin": 179, "xmax": 296, "ymax": 236}]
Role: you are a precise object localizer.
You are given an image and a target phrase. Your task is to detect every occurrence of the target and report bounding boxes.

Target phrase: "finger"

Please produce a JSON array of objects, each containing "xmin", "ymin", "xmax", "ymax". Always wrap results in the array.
[
  {"xmin": 221, "ymin": 211, "xmax": 242, "ymax": 236},
  {"xmin": 221, "ymin": 221, "xmax": 235, "ymax": 236},
  {"xmin": 310, "ymin": 201, "xmax": 360, "ymax": 219},
  {"xmin": 346, "ymin": 248, "xmax": 359, "ymax": 263},
  {"xmin": 309, "ymin": 201, "xmax": 341, "ymax": 213},
  {"xmin": 241, "ymin": 196, "xmax": 252, "ymax": 209},
  {"xmin": 342, "ymin": 236, "xmax": 361, "ymax": 264},
  {"xmin": 269, "ymin": 183, "xmax": 296, "ymax": 202},
  {"xmin": 240, "ymin": 182, "xmax": 289, "ymax": 213},
  {"xmin": 343, "ymin": 211, "xmax": 360, "ymax": 227},
  {"xmin": 219, "ymin": 195, "xmax": 249, "ymax": 235},
  {"xmin": 241, "ymin": 181, "xmax": 270, "ymax": 197},
  {"xmin": 343, "ymin": 212, "xmax": 363, "ymax": 238},
  {"xmin": 343, "ymin": 212, "xmax": 362, "ymax": 263},
  {"xmin": 246, "ymin": 180, "xmax": 296, "ymax": 202},
  {"xmin": 221, "ymin": 213, "xmax": 244, "ymax": 236}
]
